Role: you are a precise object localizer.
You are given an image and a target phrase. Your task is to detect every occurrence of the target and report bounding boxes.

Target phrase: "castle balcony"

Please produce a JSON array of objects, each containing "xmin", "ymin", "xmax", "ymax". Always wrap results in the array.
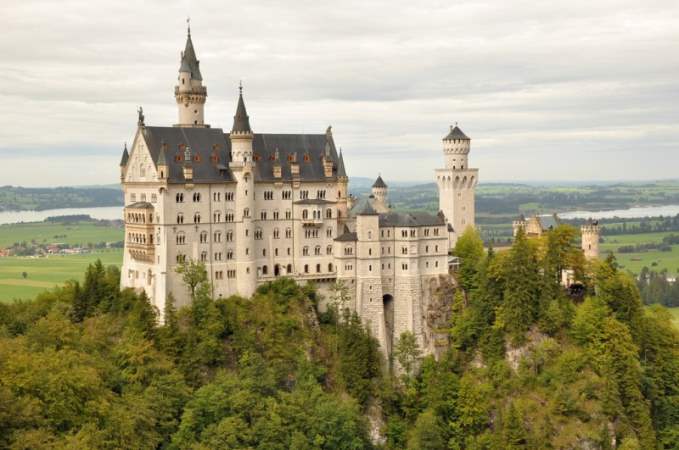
[
  {"xmin": 174, "ymin": 86, "xmax": 207, "ymax": 96},
  {"xmin": 301, "ymin": 218, "xmax": 323, "ymax": 227},
  {"xmin": 127, "ymin": 242, "xmax": 155, "ymax": 262}
]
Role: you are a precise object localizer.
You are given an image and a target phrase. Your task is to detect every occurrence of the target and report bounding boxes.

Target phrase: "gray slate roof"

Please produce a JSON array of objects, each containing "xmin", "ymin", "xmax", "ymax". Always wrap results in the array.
[
  {"xmin": 179, "ymin": 32, "xmax": 202, "ymax": 81},
  {"xmin": 372, "ymin": 175, "xmax": 387, "ymax": 188},
  {"xmin": 120, "ymin": 144, "xmax": 129, "ymax": 166},
  {"xmin": 137, "ymin": 126, "xmax": 342, "ymax": 184},
  {"xmin": 232, "ymin": 91, "xmax": 251, "ymax": 133},
  {"xmin": 335, "ymin": 225, "xmax": 358, "ymax": 242},
  {"xmin": 443, "ymin": 125, "xmax": 470, "ymax": 141},
  {"xmin": 537, "ymin": 214, "xmax": 560, "ymax": 230},
  {"xmin": 337, "ymin": 149, "xmax": 347, "ymax": 178},
  {"xmin": 353, "ymin": 198, "xmax": 379, "ymax": 216},
  {"xmin": 126, "ymin": 201, "xmax": 154, "ymax": 209},
  {"xmin": 379, "ymin": 211, "xmax": 445, "ymax": 227}
]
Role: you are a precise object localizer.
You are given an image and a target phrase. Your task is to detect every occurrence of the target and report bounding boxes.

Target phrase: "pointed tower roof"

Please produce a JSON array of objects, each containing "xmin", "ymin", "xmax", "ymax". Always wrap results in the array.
[
  {"xmin": 443, "ymin": 124, "xmax": 469, "ymax": 141},
  {"xmin": 337, "ymin": 148, "xmax": 347, "ymax": 178},
  {"xmin": 178, "ymin": 26, "xmax": 202, "ymax": 81},
  {"xmin": 231, "ymin": 84, "xmax": 252, "ymax": 134},
  {"xmin": 356, "ymin": 199, "xmax": 378, "ymax": 216},
  {"xmin": 119, "ymin": 143, "xmax": 129, "ymax": 166},
  {"xmin": 372, "ymin": 175, "xmax": 387, "ymax": 189}
]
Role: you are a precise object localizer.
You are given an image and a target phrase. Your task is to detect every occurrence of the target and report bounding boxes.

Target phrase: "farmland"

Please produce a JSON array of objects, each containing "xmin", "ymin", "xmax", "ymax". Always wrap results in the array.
[{"xmin": 0, "ymin": 249, "xmax": 123, "ymax": 302}]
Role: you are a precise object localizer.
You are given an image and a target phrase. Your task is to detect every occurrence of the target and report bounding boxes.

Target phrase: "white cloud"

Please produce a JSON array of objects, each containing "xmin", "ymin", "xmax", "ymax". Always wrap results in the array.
[{"xmin": 0, "ymin": 0, "xmax": 678, "ymax": 185}]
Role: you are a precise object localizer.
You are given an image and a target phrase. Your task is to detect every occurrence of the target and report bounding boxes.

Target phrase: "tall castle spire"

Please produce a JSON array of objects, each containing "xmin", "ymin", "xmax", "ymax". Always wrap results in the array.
[
  {"xmin": 231, "ymin": 82, "xmax": 252, "ymax": 134},
  {"xmin": 174, "ymin": 22, "xmax": 207, "ymax": 128}
]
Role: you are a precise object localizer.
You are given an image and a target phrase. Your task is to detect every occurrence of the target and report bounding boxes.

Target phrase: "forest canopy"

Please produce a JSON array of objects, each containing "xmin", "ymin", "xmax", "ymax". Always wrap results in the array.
[{"xmin": 0, "ymin": 226, "xmax": 678, "ymax": 449}]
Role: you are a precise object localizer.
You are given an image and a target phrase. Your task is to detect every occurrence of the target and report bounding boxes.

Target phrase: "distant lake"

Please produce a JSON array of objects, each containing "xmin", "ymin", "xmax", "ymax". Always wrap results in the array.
[
  {"xmin": 0, "ymin": 206, "xmax": 122, "ymax": 225},
  {"xmin": 560, "ymin": 205, "xmax": 679, "ymax": 220}
]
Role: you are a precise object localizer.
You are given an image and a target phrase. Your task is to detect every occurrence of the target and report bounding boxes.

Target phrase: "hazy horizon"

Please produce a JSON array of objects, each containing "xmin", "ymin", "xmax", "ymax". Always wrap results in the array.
[{"xmin": 1, "ymin": 0, "xmax": 678, "ymax": 186}]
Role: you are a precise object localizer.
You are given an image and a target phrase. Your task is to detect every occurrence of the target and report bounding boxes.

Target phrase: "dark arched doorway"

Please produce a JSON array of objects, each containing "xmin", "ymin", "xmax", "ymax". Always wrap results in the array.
[
  {"xmin": 383, "ymin": 294, "xmax": 394, "ymax": 355},
  {"xmin": 274, "ymin": 264, "xmax": 281, "ymax": 277}
]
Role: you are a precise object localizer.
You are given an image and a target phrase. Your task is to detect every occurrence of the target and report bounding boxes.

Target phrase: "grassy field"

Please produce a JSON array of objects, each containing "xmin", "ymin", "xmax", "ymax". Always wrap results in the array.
[
  {"xmin": 0, "ymin": 249, "xmax": 123, "ymax": 302},
  {"xmin": 0, "ymin": 221, "xmax": 123, "ymax": 248},
  {"xmin": 601, "ymin": 232, "xmax": 679, "ymax": 275}
]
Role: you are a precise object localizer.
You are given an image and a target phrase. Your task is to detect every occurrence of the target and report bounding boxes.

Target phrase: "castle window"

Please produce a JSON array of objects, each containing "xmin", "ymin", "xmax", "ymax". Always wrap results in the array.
[
  {"xmin": 285, "ymin": 228, "xmax": 292, "ymax": 238},
  {"xmin": 225, "ymin": 211, "xmax": 234, "ymax": 222},
  {"xmin": 193, "ymin": 192, "xmax": 201, "ymax": 202},
  {"xmin": 260, "ymin": 211, "xmax": 267, "ymax": 220},
  {"xmin": 226, "ymin": 192, "xmax": 234, "ymax": 201},
  {"xmin": 200, "ymin": 251, "xmax": 207, "ymax": 262},
  {"xmin": 215, "ymin": 252, "xmax": 222, "ymax": 261},
  {"xmin": 327, "ymin": 228, "xmax": 333, "ymax": 238},
  {"xmin": 226, "ymin": 231, "xmax": 233, "ymax": 242},
  {"xmin": 194, "ymin": 213, "xmax": 201, "ymax": 223},
  {"xmin": 316, "ymin": 264, "xmax": 321, "ymax": 273},
  {"xmin": 262, "ymin": 265, "xmax": 268, "ymax": 275},
  {"xmin": 302, "ymin": 209, "xmax": 309, "ymax": 220},
  {"xmin": 304, "ymin": 264, "xmax": 309, "ymax": 273},
  {"xmin": 287, "ymin": 248, "xmax": 291, "ymax": 256},
  {"xmin": 300, "ymin": 190, "xmax": 309, "ymax": 200},
  {"xmin": 282, "ymin": 190, "xmax": 292, "ymax": 200},
  {"xmin": 200, "ymin": 231, "xmax": 208, "ymax": 243},
  {"xmin": 287, "ymin": 264, "xmax": 293, "ymax": 273},
  {"xmin": 177, "ymin": 213, "xmax": 184, "ymax": 224},
  {"xmin": 243, "ymin": 208, "xmax": 250, "ymax": 218},
  {"xmin": 303, "ymin": 246, "xmax": 309, "ymax": 256},
  {"xmin": 326, "ymin": 208, "xmax": 332, "ymax": 219},
  {"xmin": 214, "ymin": 212, "xmax": 221, "ymax": 222},
  {"xmin": 369, "ymin": 265, "xmax": 372, "ymax": 272},
  {"xmin": 262, "ymin": 249, "xmax": 266, "ymax": 256},
  {"xmin": 227, "ymin": 270, "xmax": 236, "ymax": 278},
  {"xmin": 368, "ymin": 231, "xmax": 372, "ymax": 239},
  {"xmin": 176, "ymin": 254, "xmax": 186, "ymax": 263},
  {"xmin": 401, "ymin": 230, "xmax": 407, "ymax": 238},
  {"xmin": 176, "ymin": 233, "xmax": 186, "ymax": 245},
  {"xmin": 273, "ymin": 228, "xmax": 280, "ymax": 239},
  {"xmin": 369, "ymin": 248, "xmax": 372, "ymax": 256},
  {"xmin": 273, "ymin": 210, "xmax": 279, "ymax": 220},
  {"xmin": 255, "ymin": 228, "xmax": 263, "ymax": 240},
  {"xmin": 315, "ymin": 246, "xmax": 321, "ymax": 255},
  {"xmin": 227, "ymin": 250, "xmax": 233, "ymax": 260},
  {"xmin": 264, "ymin": 190, "xmax": 274, "ymax": 200},
  {"xmin": 434, "ymin": 228, "xmax": 439, "ymax": 236},
  {"xmin": 275, "ymin": 248, "xmax": 279, "ymax": 256},
  {"xmin": 326, "ymin": 245, "xmax": 332, "ymax": 255},
  {"xmin": 285, "ymin": 210, "xmax": 292, "ymax": 220}
]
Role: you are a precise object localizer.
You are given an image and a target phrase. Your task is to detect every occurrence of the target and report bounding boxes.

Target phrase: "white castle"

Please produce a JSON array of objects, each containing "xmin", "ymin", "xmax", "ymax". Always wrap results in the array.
[{"xmin": 120, "ymin": 28, "xmax": 477, "ymax": 355}]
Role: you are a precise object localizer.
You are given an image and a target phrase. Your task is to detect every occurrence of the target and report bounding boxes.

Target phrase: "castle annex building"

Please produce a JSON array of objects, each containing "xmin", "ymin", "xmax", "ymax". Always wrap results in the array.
[{"xmin": 120, "ymin": 29, "xmax": 478, "ymax": 354}]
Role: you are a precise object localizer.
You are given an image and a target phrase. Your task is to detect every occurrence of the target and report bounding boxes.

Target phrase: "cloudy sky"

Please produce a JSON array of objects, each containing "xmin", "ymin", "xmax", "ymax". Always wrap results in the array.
[{"xmin": 1, "ymin": 0, "xmax": 678, "ymax": 186}]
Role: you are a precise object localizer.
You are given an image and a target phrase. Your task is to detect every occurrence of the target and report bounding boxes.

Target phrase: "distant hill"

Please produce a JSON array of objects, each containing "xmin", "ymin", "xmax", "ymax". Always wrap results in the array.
[{"xmin": 0, "ymin": 186, "xmax": 123, "ymax": 212}]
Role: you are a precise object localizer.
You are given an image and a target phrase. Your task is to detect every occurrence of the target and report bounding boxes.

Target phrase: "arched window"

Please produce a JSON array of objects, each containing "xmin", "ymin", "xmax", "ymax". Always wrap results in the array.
[
  {"xmin": 328, "ymin": 263, "xmax": 333, "ymax": 272},
  {"xmin": 326, "ymin": 245, "xmax": 332, "ymax": 255},
  {"xmin": 302, "ymin": 209, "xmax": 309, "ymax": 219},
  {"xmin": 304, "ymin": 264, "xmax": 309, "ymax": 273},
  {"xmin": 316, "ymin": 264, "xmax": 321, "ymax": 273},
  {"xmin": 326, "ymin": 208, "xmax": 332, "ymax": 219},
  {"xmin": 303, "ymin": 246, "xmax": 309, "ymax": 256},
  {"xmin": 287, "ymin": 264, "xmax": 293, "ymax": 274},
  {"xmin": 314, "ymin": 245, "xmax": 321, "ymax": 255},
  {"xmin": 262, "ymin": 265, "xmax": 268, "ymax": 275}
]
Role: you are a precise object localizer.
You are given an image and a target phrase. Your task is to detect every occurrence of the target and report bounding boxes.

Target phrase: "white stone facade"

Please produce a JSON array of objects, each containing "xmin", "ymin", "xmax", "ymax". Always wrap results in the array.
[{"xmin": 120, "ymin": 29, "xmax": 477, "ymax": 356}]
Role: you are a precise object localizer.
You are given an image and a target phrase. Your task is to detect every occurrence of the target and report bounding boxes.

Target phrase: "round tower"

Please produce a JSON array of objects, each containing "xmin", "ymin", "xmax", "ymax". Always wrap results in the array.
[
  {"xmin": 581, "ymin": 219, "xmax": 600, "ymax": 259},
  {"xmin": 228, "ymin": 84, "xmax": 257, "ymax": 295},
  {"xmin": 174, "ymin": 24, "xmax": 207, "ymax": 127},
  {"xmin": 512, "ymin": 214, "xmax": 527, "ymax": 237},
  {"xmin": 443, "ymin": 124, "xmax": 471, "ymax": 170},
  {"xmin": 435, "ymin": 124, "xmax": 478, "ymax": 249},
  {"xmin": 371, "ymin": 175, "xmax": 389, "ymax": 213}
]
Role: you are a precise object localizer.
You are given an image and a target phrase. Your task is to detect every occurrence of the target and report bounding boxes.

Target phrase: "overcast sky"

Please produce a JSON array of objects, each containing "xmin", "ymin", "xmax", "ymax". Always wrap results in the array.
[{"xmin": 1, "ymin": 0, "xmax": 678, "ymax": 187}]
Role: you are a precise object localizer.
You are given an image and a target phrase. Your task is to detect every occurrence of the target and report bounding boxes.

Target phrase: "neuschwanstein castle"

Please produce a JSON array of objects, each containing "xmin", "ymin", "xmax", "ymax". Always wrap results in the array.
[{"xmin": 120, "ymin": 28, "xmax": 477, "ymax": 354}]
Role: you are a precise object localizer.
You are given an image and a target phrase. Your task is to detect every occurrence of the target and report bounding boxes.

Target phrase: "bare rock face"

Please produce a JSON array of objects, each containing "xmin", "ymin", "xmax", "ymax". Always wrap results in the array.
[
  {"xmin": 420, "ymin": 275, "xmax": 457, "ymax": 358},
  {"xmin": 504, "ymin": 327, "xmax": 548, "ymax": 372}
]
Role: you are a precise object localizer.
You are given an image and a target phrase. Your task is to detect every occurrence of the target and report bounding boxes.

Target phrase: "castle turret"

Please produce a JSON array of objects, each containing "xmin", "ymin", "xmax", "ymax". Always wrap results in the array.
[
  {"xmin": 119, "ymin": 143, "xmax": 129, "ymax": 181},
  {"xmin": 371, "ymin": 175, "xmax": 389, "ymax": 213},
  {"xmin": 228, "ymin": 84, "xmax": 256, "ymax": 295},
  {"xmin": 512, "ymin": 214, "xmax": 527, "ymax": 237},
  {"xmin": 174, "ymin": 24, "xmax": 207, "ymax": 127},
  {"xmin": 337, "ymin": 147, "xmax": 350, "ymax": 221},
  {"xmin": 581, "ymin": 219, "xmax": 600, "ymax": 259},
  {"xmin": 435, "ymin": 124, "xmax": 478, "ymax": 250}
]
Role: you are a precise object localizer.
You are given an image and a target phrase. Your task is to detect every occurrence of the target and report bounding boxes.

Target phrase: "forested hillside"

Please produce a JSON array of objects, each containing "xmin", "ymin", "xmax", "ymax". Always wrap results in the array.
[{"xmin": 1, "ymin": 226, "xmax": 678, "ymax": 449}]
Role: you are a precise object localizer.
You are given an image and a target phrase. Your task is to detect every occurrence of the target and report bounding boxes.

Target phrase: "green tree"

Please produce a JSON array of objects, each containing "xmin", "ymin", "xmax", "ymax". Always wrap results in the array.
[
  {"xmin": 394, "ymin": 331, "xmax": 421, "ymax": 381},
  {"xmin": 454, "ymin": 227, "xmax": 485, "ymax": 292},
  {"xmin": 175, "ymin": 260, "xmax": 208, "ymax": 300}
]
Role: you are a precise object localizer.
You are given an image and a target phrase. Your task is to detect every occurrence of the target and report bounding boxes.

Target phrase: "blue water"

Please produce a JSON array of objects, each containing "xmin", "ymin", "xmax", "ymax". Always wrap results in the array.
[{"xmin": 0, "ymin": 206, "xmax": 122, "ymax": 225}]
